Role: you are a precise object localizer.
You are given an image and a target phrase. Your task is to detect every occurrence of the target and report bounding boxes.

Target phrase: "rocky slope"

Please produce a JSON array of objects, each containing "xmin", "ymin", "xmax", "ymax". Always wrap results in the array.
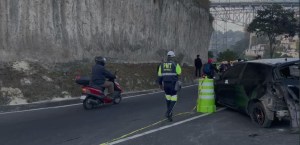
[{"xmin": 0, "ymin": 0, "xmax": 212, "ymax": 64}]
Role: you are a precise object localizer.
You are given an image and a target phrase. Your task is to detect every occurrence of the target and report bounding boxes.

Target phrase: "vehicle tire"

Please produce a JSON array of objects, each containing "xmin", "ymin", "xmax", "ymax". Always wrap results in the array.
[
  {"xmin": 113, "ymin": 92, "xmax": 122, "ymax": 104},
  {"xmin": 249, "ymin": 102, "xmax": 272, "ymax": 128},
  {"xmin": 83, "ymin": 97, "xmax": 94, "ymax": 110}
]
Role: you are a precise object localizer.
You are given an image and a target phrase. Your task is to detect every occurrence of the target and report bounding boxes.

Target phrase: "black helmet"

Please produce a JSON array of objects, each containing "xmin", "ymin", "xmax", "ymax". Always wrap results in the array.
[{"xmin": 95, "ymin": 56, "xmax": 106, "ymax": 66}]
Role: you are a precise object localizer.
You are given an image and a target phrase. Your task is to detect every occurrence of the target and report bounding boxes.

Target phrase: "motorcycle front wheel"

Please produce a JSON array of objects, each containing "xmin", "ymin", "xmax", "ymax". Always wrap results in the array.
[{"xmin": 113, "ymin": 92, "xmax": 122, "ymax": 104}]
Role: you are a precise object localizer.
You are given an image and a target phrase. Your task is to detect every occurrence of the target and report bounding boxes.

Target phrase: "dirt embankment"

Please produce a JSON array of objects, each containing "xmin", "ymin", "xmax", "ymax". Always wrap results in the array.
[{"xmin": 0, "ymin": 61, "xmax": 195, "ymax": 105}]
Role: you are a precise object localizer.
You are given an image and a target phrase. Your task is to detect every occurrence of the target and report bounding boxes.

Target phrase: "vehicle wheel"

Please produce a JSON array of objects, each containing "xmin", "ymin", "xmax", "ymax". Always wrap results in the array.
[
  {"xmin": 83, "ymin": 97, "xmax": 94, "ymax": 110},
  {"xmin": 249, "ymin": 102, "xmax": 272, "ymax": 128},
  {"xmin": 113, "ymin": 92, "xmax": 122, "ymax": 104}
]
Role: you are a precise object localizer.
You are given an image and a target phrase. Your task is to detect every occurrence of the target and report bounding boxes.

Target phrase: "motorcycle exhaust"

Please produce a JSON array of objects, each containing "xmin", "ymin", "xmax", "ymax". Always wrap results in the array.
[{"xmin": 87, "ymin": 99, "xmax": 99, "ymax": 105}]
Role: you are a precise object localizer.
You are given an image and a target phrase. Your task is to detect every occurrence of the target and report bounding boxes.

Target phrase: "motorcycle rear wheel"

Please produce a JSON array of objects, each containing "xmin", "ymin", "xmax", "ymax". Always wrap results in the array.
[{"xmin": 83, "ymin": 97, "xmax": 94, "ymax": 110}]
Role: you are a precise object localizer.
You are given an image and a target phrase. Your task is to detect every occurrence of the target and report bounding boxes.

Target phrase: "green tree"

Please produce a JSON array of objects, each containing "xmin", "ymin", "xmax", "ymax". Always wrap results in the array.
[
  {"xmin": 208, "ymin": 51, "xmax": 214, "ymax": 58},
  {"xmin": 247, "ymin": 4, "xmax": 297, "ymax": 58},
  {"xmin": 217, "ymin": 49, "xmax": 239, "ymax": 62}
]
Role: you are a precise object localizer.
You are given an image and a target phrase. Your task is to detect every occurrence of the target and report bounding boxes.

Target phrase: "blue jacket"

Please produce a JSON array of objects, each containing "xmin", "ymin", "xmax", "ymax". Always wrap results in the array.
[{"xmin": 90, "ymin": 64, "xmax": 116, "ymax": 86}]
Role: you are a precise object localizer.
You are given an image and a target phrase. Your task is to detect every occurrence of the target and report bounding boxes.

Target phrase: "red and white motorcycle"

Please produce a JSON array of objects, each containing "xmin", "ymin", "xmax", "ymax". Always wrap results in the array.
[{"xmin": 75, "ymin": 76, "xmax": 123, "ymax": 110}]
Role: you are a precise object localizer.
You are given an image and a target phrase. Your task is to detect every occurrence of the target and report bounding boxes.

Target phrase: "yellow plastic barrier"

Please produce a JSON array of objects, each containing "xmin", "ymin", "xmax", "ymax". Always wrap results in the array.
[{"xmin": 197, "ymin": 77, "xmax": 216, "ymax": 113}]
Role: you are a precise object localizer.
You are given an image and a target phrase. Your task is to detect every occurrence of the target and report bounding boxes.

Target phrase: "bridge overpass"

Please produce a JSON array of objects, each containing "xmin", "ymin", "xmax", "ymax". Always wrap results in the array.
[
  {"xmin": 211, "ymin": 0, "xmax": 299, "ymax": 8},
  {"xmin": 210, "ymin": 0, "xmax": 300, "ymax": 27},
  {"xmin": 209, "ymin": 0, "xmax": 299, "ymax": 54}
]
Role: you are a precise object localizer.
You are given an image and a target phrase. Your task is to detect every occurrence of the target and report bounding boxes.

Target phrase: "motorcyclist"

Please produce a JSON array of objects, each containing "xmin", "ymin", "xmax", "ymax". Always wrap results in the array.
[{"xmin": 90, "ymin": 56, "xmax": 116, "ymax": 98}]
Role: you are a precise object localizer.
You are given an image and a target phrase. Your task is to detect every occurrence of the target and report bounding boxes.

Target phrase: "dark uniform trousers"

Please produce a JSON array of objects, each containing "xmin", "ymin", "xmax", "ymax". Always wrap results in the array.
[{"xmin": 163, "ymin": 81, "xmax": 177, "ymax": 117}]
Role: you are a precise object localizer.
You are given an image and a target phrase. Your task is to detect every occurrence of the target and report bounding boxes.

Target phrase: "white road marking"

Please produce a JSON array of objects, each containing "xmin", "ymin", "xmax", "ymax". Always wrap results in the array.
[
  {"xmin": 0, "ymin": 103, "xmax": 82, "ymax": 115},
  {"xmin": 122, "ymin": 88, "xmax": 159, "ymax": 94},
  {"xmin": 108, "ymin": 108, "xmax": 226, "ymax": 145},
  {"xmin": 0, "ymin": 84, "xmax": 197, "ymax": 115}
]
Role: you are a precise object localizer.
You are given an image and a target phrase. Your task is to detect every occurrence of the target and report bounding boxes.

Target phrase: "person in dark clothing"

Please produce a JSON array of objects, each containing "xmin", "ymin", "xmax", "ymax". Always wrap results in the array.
[
  {"xmin": 219, "ymin": 62, "xmax": 227, "ymax": 73},
  {"xmin": 90, "ymin": 56, "xmax": 116, "ymax": 98},
  {"xmin": 219, "ymin": 61, "xmax": 230, "ymax": 73},
  {"xmin": 203, "ymin": 58, "xmax": 218, "ymax": 79},
  {"xmin": 227, "ymin": 60, "xmax": 232, "ymax": 68},
  {"xmin": 194, "ymin": 55, "xmax": 202, "ymax": 77}
]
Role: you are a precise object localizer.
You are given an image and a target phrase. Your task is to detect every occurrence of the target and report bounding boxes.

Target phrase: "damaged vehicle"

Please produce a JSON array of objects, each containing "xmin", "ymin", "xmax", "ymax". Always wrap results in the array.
[{"xmin": 215, "ymin": 58, "xmax": 299, "ymax": 131}]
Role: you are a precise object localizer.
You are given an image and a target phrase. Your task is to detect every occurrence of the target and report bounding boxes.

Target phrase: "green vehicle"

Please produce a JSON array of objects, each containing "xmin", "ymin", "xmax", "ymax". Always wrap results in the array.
[{"xmin": 214, "ymin": 58, "xmax": 299, "ymax": 130}]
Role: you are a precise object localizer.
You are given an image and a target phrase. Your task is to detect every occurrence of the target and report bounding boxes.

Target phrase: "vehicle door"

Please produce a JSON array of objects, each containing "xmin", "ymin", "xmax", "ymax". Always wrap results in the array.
[
  {"xmin": 239, "ymin": 63, "xmax": 270, "ymax": 111},
  {"xmin": 215, "ymin": 63, "xmax": 246, "ymax": 108}
]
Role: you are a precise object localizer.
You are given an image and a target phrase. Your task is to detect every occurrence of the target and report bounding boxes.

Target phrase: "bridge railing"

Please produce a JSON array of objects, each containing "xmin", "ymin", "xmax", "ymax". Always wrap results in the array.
[
  {"xmin": 210, "ymin": 2, "xmax": 300, "ymax": 8},
  {"xmin": 210, "ymin": 0, "xmax": 299, "ymax": 3}
]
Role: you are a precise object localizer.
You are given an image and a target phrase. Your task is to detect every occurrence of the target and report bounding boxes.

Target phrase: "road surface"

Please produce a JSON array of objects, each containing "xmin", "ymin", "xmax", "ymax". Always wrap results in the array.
[{"xmin": 0, "ymin": 85, "xmax": 298, "ymax": 145}]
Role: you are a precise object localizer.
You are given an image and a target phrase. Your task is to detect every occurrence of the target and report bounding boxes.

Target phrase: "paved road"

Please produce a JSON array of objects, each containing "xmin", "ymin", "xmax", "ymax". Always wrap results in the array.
[{"xmin": 0, "ymin": 85, "xmax": 298, "ymax": 145}]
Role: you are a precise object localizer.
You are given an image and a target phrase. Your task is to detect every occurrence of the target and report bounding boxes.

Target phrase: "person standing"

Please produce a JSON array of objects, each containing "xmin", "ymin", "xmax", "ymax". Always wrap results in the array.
[
  {"xmin": 157, "ymin": 51, "xmax": 182, "ymax": 122},
  {"xmin": 219, "ymin": 61, "xmax": 230, "ymax": 72},
  {"xmin": 203, "ymin": 58, "xmax": 218, "ymax": 79},
  {"xmin": 194, "ymin": 55, "xmax": 202, "ymax": 77}
]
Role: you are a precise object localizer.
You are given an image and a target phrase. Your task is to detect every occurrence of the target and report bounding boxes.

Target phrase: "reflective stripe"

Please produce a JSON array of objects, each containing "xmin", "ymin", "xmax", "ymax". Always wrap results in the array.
[
  {"xmin": 170, "ymin": 95, "xmax": 177, "ymax": 101},
  {"xmin": 166, "ymin": 95, "xmax": 172, "ymax": 100},
  {"xmin": 199, "ymin": 95, "xmax": 214, "ymax": 99},
  {"xmin": 199, "ymin": 92, "xmax": 214, "ymax": 96},
  {"xmin": 158, "ymin": 66, "xmax": 162, "ymax": 76},
  {"xmin": 176, "ymin": 64, "xmax": 182, "ymax": 75},
  {"xmin": 200, "ymin": 89, "xmax": 214, "ymax": 93},
  {"xmin": 165, "ymin": 95, "xmax": 177, "ymax": 101},
  {"xmin": 200, "ymin": 82, "xmax": 214, "ymax": 86},
  {"xmin": 162, "ymin": 73, "xmax": 177, "ymax": 76}
]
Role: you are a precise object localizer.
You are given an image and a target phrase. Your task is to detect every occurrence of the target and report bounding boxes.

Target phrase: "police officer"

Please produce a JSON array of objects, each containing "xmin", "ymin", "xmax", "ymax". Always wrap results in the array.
[{"xmin": 157, "ymin": 51, "xmax": 182, "ymax": 122}]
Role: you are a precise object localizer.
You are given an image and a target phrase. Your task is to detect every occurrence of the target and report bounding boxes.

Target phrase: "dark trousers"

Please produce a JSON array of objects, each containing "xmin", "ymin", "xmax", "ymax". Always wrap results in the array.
[
  {"xmin": 163, "ymin": 82, "xmax": 177, "ymax": 117},
  {"xmin": 195, "ymin": 67, "xmax": 201, "ymax": 77}
]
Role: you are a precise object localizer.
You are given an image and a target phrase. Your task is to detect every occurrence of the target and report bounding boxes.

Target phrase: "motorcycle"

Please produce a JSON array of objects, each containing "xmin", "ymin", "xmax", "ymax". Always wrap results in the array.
[{"xmin": 75, "ymin": 75, "xmax": 123, "ymax": 110}]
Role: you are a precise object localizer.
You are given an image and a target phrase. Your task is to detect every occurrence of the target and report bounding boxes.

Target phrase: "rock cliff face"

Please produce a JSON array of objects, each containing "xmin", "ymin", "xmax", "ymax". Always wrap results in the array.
[{"xmin": 0, "ymin": 0, "xmax": 212, "ymax": 64}]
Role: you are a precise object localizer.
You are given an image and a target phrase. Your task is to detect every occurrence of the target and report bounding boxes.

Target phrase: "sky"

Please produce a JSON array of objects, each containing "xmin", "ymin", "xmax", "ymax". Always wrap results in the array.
[{"xmin": 227, "ymin": 23, "xmax": 245, "ymax": 31}]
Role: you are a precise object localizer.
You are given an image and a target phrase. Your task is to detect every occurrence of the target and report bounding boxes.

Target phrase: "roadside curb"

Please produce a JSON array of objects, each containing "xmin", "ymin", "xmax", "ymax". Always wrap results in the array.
[
  {"xmin": 0, "ymin": 82, "xmax": 197, "ymax": 113},
  {"xmin": 0, "ymin": 89, "xmax": 161, "ymax": 113}
]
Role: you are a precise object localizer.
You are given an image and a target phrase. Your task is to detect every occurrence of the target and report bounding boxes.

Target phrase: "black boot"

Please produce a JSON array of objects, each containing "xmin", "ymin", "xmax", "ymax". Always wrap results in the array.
[
  {"xmin": 167, "ymin": 113, "xmax": 173, "ymax": 122},
  {"xmin": 166, "ymin": 100, "xmax": 171, "ymax": 109},
  {"xmin": 165, "ymin": 100, "xmax": 171, "ymax": 118},
  {"xmin": 166, "ymin": 101, "xmax": 176, "ymax": 122}
]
